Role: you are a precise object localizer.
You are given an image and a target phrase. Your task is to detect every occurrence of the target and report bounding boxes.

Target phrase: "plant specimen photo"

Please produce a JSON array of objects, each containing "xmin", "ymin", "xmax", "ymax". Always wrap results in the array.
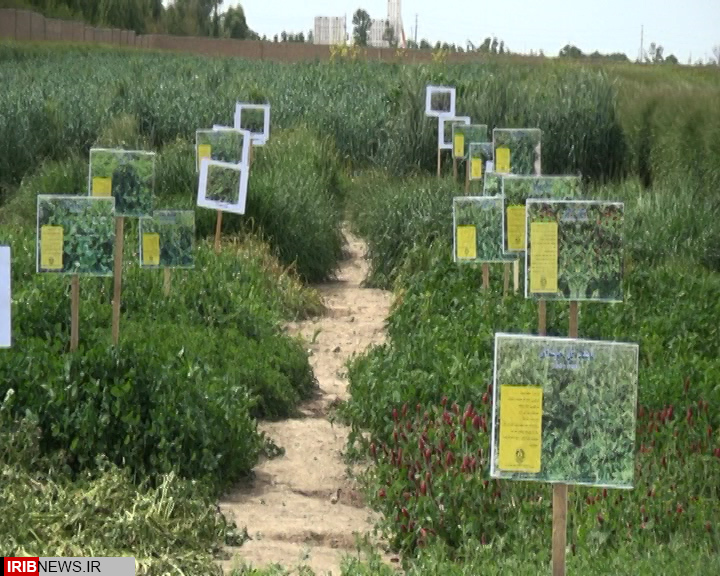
[
  {"xmin": 452, "ymin": 124, "xmax": 489, "ymax": 159},
  {"xmin": 483, "ymin": 172, "xmax": 502, "ymax": 196},
  {"xmin": 425, "ymin": 85, "xmax": 456, "ymax": 117},
  {"xmin": 234, "ymin": 103, "xmax": 270, "ymax": 145},
  {"xmin": 195, "ymin": 128, "xmax": 250, "ymax": 171},
  {"xmin": 139, "ymin": 210, "xmax": 195, "ymax": 269},
  {"xmin": 490, "ymin": 333, "xmax": 639, "ymax": 489},
  {"xmin": 502, "ymin": 176, "xmax": 582, "ymax": 254},
  {"xmin": 525, "ymin": 200, "xmax": 624, "ymax": 302},
  {"xmin": 36, "ymin": 195, "xmax": 115, "ymax": 276},
  {"xmin": 453, "ymin": 196, "xmax": 515, "ymax": 264},
  {"xmin": 492, "ymin": 128, "xmax": 542, "ymax": 175},
  {"xmin": 197, "ymin": 159, "xmax": 249, "ymax": 215},
  {"xmin": 88, "ymin": 148, "xmax": 156, "ymax": 217}
]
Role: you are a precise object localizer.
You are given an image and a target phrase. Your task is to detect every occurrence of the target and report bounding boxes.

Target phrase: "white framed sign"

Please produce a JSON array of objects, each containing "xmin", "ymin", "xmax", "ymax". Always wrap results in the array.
[
  {"xmin": 439, "ymin": 116, "xmax": 470, "ymax": 150},
  {"xmin": 0, "ymin": 246, "xmax": 10, "ymax": 348},
  {"xmin": 234, "ymin": 103, "xmax": 271, "ymax": 146},
  {"xmin": 197, "ymin": 159, "xmax": 250, "ymax": 215},
  {"xmin": 425, "ymin": 85, "xmax": 456, "ymax": 118}
]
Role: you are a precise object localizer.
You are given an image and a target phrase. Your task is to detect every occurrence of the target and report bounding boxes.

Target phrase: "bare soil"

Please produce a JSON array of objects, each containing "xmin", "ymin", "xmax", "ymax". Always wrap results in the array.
[{"xmin": 219, "ymin": 230, "xmax": 395, "ymax": 575}]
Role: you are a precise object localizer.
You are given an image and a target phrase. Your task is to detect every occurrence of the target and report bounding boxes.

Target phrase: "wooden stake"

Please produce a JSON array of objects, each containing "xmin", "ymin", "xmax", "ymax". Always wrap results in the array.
[
  {"xmin": 437, "ymin": 148, "xmax": 441, "ymax": 178},
  {"xmin": 482, "ymin": 263, "xmax": 489, "ymax": 289},
  {"xmin": 163, "ymin": 268, "xmax": 171, "ymax": 297},
  {"xmin": 513, "ymin": 259, "xmax": 519, "ymax": 293},
  {"xmin": 569, "ymin": 300, "xmax": 579, "ymax": 338},
  {"xmin": 111, "ymin": 216, "xmax": 124, "ymax": 346},
  {"xmin": 70, "ymin": 275, "xmax": 79, "ymax": 352},
  {"xmin": 552, "ymin": 300, "xmax": 578, "ymax": 576},
  {"xmin": 538, "ymin": 299, "xmax": 546, "ymax": 336},
  {"xmin": 214, "ymin": 210, "xmax": 223, "ymax": 253},
  {"xmin": 452, "ymin": 156, "xmax": 458, "ymax": 180},
  {"xmin": 465, "ymin": 160, "xmax": 470, "ymax": 194},
  {"xmin": 552, "ymin": 483, "xmax": 568, "ymax": 576},
  {"xmin": 503, "ymin": 262, "xmax": 510, "ymax": 296}
]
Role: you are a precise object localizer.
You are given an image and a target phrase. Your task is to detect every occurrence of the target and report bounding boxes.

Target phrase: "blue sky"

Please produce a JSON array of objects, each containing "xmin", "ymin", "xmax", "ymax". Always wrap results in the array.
[{"xmin": 226, "ymin": 0, "xmax": 720, "ymax": 63}]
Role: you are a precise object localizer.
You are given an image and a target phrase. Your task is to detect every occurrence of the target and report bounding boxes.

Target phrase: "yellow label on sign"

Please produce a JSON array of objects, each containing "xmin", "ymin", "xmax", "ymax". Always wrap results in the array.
[
  {"xmin": 498, "ymin": 385, "xmax": 543, "ymax": 473},
  {"xmin": 506, "ymin": 205, "xmax": 526, "ymax": 250},
  {"xmin": 454, "ymin": 133, "xmax": 465, "ymax": 158},
  {"xmin": 197, "ymin": 144, "xmax": 212, "ymax": 169},
  {"xmin": 456, "ymin": 225, "xmax": 477, "ymax": 260},
  {"xmin": 470, "ymin": 158, "xmax": 482, "ymax": 179},
  {"xmin": 495, "ymin": 147, "xmax": 511, "ymax": 173},
  {"xmin": 530, "ymin": 222, "xmax": 558, "ymax": 293},
  {"xmin": 41, "ymin": 225, "xmax": 64, "ymax": 270},
  {"xmin": 92, "ymin": 177, "xmax": 112, "ymax": 197},
  {"xmin": 142, "ymin": 233, "xmax": 160, "ymax": 266}
]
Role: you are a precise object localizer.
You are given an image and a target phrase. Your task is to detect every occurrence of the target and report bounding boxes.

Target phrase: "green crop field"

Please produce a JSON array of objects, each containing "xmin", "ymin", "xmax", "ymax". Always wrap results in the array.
[{"xmin": 0, "ymin": 41, "xmax": 719, "ymax": 575}]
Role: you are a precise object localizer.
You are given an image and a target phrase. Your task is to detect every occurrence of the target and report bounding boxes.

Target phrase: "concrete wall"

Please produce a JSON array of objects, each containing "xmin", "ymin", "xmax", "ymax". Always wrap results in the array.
[{"xmin": 0, "ymin": 8, "xmax": 482, "ymax": 64}]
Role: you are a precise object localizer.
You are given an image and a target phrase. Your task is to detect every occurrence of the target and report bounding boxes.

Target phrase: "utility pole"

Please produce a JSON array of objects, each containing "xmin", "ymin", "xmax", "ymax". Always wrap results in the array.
[
  {"xmin": 638, "ymin": 24, "xmax": 644, "ymax": 62},
  {"xmin": 414, "ymin": 14, "xmax": 418, "ymax": 44}
]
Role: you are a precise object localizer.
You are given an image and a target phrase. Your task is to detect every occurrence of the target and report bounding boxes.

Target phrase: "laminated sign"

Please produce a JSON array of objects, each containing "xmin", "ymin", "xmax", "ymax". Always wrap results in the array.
[
  {"xmin": 40, "ymin": 226, "xmax": 64, "ymax": 270},
  {"xmin": 506, "ymin": 205, "xmax": 526, "ymax": 251},
  {"xmin": 471, "ymin": 158, "xmax": 482, "ymax": 179},
  {"xmin": 498, "ymin": 385, "xmax": 543, "ymax": 473},
  {"xmin": 491, "ymin": 333, "xmax": 639, "ymax": 488},
  {"xmin": 197, "ymin": 144, "xmax": 212, "ymax": 170},
  {"xmin": 92, "ymin": 177, "xmax": 112, "ymax": 197},
  {"xmin": 142, "ymin": 233, "xmax": 160, "ymax": 266},
  {"xmin": 529, "ymin": 222, "xmax": 558, "ymax": 293},
  {"xmin": 495, "ymin": 147, "xmax": 510, "ymax": 173},
  {"xmin": 456, "ymin": 225, "xmax": 477, "ymax": 260},
  {"xmin": 454, "ymin": 134, "xmax": 465, "ymax": 158}
]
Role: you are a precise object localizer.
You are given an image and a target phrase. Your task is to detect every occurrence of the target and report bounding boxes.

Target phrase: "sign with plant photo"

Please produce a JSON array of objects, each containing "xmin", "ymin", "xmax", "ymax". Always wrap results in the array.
[
  {"xmin": 139, "ymin": 210, "xmax": 195, "ymax": 269},
  {"xmin": 88, "ymin": 148, "xmax": 156, "ymax": 218},
  {"xmin": 197, "ymin": 159, "xmax": 249, "ymax": 215},
  {"xmin": 439, "ymin": 116, "xmax": 470, "ymax": 150},
  {"xmin": 452, "ymin": 124, "xmax": 489, "ymax": 160},
  {"xmin": 36, "ymin": 195, "xmax": 115, "ymax": 276},
  {"xmin": 468, "ymin": 142, "xmax": 493, "ymax": 181},
  {"xmin": 490, "ymin": 333, "xmax": 639, "ymax": 489},
  {"xmin": 502, "ymin": 176, "xmax": 582, "ymax": 254},
  {"xmin": 424, "ymin": 85, "xmax": 456, "ymax": 118},
  {"xmin": 483, "ymin": 172, "xmax": 502, "ymax": 196},
  {"xmin": 195, "ymin": 128, "xmax": 251, "ymax": 171},
  {"xmin": 453, "ymin": 197, "xmax": 516, "ymax": 264},
  {"xmin": 525, "ymin": 200, "xmax": 624, "ymax": 302},
  {"xmin": 492, "ymin": 129, "xmax": 542, "ymax": 175},
  {"xmin": 233, "ymin": 103, "xmax": 270, "ymax": 146},
  {"xmin": 0, "ymin": 246, "xmax": 10, "ymax": 348}
]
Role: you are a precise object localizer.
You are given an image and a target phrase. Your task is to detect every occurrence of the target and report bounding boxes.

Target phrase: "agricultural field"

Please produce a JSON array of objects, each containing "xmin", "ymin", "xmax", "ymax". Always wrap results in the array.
[{"xmin": 0, "ymin": 41, "xmax": 719, "ymax": 575}]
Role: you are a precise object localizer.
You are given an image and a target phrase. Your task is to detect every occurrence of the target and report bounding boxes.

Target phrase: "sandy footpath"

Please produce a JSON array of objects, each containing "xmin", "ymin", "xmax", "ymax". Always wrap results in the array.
[{"xmin": 219, "ymin": 230, "xmax": 394, "ymax": 575}]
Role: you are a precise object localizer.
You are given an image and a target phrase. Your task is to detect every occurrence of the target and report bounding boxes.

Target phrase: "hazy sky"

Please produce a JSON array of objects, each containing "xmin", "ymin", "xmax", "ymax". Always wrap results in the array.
[{"xmin": 226, "ymin": 0, "xmax": 719, "ymax": 63}]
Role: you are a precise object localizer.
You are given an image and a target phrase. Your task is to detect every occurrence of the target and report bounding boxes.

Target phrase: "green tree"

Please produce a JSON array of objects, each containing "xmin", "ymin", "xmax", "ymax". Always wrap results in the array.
[
  {"xmin": 98, "ymin": 0, "xmax": 149, "ymax": 33},
  {"xmin": 222, "ymin": 5, "xmax": 250, "ymax": 39},
  {"xmin": 419, "ymin": 38, "xmax": 431, "ymax": 50},
  {"xmin": 383, "ymin": 21, "xmax": 397, "ymax": 47},
  {"xmin": 664, "ymin": 54, "xmax": 679, "ymax": 64},
  {"xmin": 352, "ymin": 8, "xmax": 371, "ymax": 46},
  {"xmin": 559, "ymin": 44, "xmax": 584, "ymax": 58}
]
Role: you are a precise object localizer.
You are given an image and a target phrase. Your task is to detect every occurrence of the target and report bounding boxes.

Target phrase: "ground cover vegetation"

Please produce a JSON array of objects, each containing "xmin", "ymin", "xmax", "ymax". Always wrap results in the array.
[{"xmin": 0, "ymin": 42, "xmax": 719, "ymax": 574}]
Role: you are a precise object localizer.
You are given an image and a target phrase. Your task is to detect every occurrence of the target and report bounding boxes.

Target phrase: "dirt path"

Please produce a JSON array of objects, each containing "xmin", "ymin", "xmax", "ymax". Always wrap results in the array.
[{"xmin": 220, "ymin": 230, "xmax": 393, "ymax": 575}]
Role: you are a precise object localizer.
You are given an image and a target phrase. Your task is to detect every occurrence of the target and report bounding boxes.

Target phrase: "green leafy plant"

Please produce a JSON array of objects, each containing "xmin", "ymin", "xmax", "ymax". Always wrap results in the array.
[
  {"xmin": 89, "ymin": 149, "xmax": 155, "ymax": 217},
  {"xmin": 491, "ymin": 334, "xmax": 638, "ymax": 487},
  {"xmin": 239, "ymin": 107, "xmax": 266, "ymax": 134},
  {"xmin": 139, "ymin": 210, "xmax": 195, "ymax": 268},
  {"xmin": 526, "ymin": 200, "xmax": 624, "ymax": 301},
  {"xmin": 483, "ymin": 172, "xmax": 502, "ymax": 196},
  {"xmin": 36, "ymin": 196, "xmax": 115, "ymax": 276}
]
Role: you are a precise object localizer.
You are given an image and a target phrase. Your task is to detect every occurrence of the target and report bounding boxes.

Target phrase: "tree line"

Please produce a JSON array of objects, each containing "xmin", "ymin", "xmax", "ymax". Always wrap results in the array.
[{"xmin": 3, "ymin": 0, "xmax": 259, "ymax": 39}]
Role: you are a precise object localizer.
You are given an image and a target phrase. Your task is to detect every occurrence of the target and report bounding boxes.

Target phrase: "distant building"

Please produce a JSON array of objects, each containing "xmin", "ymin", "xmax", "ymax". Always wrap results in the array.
[
  {"xmin": 368, "ymin": 18, "xmax": 389, "ymax": 48},
  {"xmin": 313, "ymin": 16, "xmax": 347, "ymax": 45}
]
